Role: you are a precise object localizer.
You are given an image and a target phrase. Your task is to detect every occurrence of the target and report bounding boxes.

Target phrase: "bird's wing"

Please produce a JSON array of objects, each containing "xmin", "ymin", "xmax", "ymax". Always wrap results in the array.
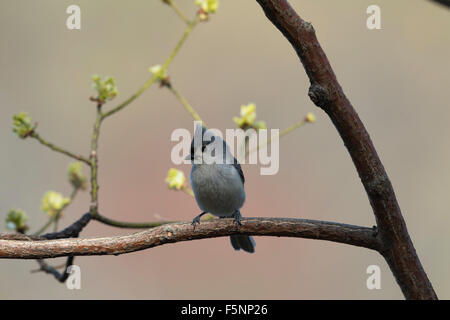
[{"xmin": 233, "ymin": 158, "xmax": 245, "ymax": 184}]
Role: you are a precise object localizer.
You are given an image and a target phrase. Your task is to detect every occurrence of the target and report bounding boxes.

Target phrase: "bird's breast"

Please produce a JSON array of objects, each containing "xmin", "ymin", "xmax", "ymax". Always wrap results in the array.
[{"xmin": 190, "ymin": 164, "xmax": 246, "ymax": 216}]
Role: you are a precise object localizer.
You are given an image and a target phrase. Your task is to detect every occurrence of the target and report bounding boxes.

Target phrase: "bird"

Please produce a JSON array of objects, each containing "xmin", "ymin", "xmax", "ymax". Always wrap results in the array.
[{"xmin": 185, "ymin": 125, "xmax": 255, "ymax": 253}]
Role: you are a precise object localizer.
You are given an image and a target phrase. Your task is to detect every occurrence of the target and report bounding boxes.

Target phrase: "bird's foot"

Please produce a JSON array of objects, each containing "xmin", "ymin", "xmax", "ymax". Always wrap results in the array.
[
  {"xmin": 232, "ymin": 210, "xmax": 243, "ymax": 229},
  {"xmin": 192, "ymin": 212, "xmax": 207, "ymax": 230}
]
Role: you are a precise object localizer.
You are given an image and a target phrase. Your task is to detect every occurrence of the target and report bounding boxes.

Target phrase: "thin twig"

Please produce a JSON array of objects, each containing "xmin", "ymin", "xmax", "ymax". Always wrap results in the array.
[
  {"xmin": 34, "ymin": 256, "xmax": 74, "ymax": 283},
  {"xmin": 34, "ymin": 212, "xmax": 90, "ymax": 283},
  {"xmin": 165, "ymin": 0, "xmax": 191, "ymax": 24},
  {"xmin": 247, "ymin": 119, "xmax": 307, "ymax": 155},
  {"xmin": 88, "ymin": 106, "xmax": 103, "ymax": 216},
  {"xmin": 102, "ymin": 17, "xmax": 200, "ymax": 119},
  {"xmin": 33, "ymin": 187, "xmax": 79, "ymax": 236},
  {"xmin": 33, "ymin": 219, "xmax": 54, "ymax": 237},
  {"xmin": 92, "ymin": 214, "xmax": 174, "ymax": 229},
  {"xmin": 53, "ymin": 187, "xmax": 79, "ymax": 232},
  {"xmin": 30, "ymin": 132, "xmax": 90, "ymax": 165},
  {"xmin": 91, "ymin": 17, "xmax": 201, "ymax": 225},
  {"xmin": 181, "ymin": 185, "xmax": 194, "ymax": 197},
  {"xmin": 167, "ymin": 85, "xmax": 204, "ymax": 124}
]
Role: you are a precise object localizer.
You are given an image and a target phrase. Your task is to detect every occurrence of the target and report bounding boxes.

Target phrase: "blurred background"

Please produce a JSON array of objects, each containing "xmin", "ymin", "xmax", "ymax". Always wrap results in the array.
[{"xmin": 0, "ymin": 0, "xmax": 449, "ymax": 299}]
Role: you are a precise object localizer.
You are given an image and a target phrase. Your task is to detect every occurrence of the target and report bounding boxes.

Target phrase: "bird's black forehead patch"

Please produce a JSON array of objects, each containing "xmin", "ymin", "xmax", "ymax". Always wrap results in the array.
[{"xmin": 189, "ymin": 128, "xmax": 216, "ymax": 152}]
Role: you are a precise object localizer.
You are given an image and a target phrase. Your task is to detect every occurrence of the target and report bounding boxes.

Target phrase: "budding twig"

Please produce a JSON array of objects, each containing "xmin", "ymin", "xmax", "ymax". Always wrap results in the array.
[
  {"xmin": 102, "ymin": 16, "xmax": 200, "ymax": 119},
  {"xmin": 29, "ymin": 132, "xmax": 90, "ymax": 165},
  {"xmin": 88, "ymin": 107, "xmax": 103, "ymax": 216},
  {"xmin": 33, "ymin": 187, "xmax": 79, "ymax": 236},
  {"xmin": 165, "ymin": 0, "xmax": 191, "ymax": 25},
  {"xmin": 92, "ymin": 214, "xmax": 175, "ymax": 229},
  {"xmin": 249, "ymin": 119, "xmax": 307, "ymax": 154},
  {"xmin": 166, "ymin": 85, "xmax": 204, "ymax": 125}
]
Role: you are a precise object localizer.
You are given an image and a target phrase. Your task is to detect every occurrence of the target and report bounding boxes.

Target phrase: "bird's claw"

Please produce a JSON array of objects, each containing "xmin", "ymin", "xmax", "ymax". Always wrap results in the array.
[
  {"xmin": 192, "ymin": 216, "xmax": 201, "ymax": 230},
  {"xmin": 232, "ymin": 211, "xmax": 242, "ymax": 229}
]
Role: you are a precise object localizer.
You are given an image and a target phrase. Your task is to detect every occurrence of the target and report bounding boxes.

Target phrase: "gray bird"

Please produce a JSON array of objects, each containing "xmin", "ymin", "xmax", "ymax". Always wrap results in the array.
[{"xmin": 186, "ymin": 126, "xmax": 255, "ymax": 253}]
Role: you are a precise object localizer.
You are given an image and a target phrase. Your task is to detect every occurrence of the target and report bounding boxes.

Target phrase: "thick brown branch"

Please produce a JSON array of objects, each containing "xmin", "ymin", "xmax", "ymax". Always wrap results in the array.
[
  {"xmin": 0, "ymin": 213, "xmax": 93, "ymax": 241},
  {"xmin": 255, "ymin": 0, "xmax": 437, "ymax": 299},
  {"xmin": 41, "ymin": 213, "xmax": 92, "ymax": 240},
  {"xmin": 0, "ymin": 218, "xmax": 379, "ymax": 259}
]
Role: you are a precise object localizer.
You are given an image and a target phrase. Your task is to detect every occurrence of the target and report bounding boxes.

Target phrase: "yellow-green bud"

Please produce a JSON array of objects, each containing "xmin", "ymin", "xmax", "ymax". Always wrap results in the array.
[
  {"xmin": 149, "ymin": 65, "xmax": 168, "ymax": 82},
  {"xmin": 195, "ymin": 0, "xmax": 219, "ymax": 14},
  {"xmin": 165, "ymin": 168, "xmax": 186, "ymax": 190},
  {"xmin": 305, "ymin": 112, "xmax": 316, "ymax": 123},
  {"xmin": 68, "ymin": 162, "xmax": 88, "ymax": 190},
  {"xmin": 6, "ymin": 209, "xmax": 29, "ymax": 233},
  {"xmin": 92, "ymin": 74, "xmax": 118, "ymax": 103},
  {"xmin": 12, "ymin": 112, "xmax": 34, "ymax": 139},
  {"xmin": 41, "ymin": 191, "xmax": 70, "ymax": 218}
]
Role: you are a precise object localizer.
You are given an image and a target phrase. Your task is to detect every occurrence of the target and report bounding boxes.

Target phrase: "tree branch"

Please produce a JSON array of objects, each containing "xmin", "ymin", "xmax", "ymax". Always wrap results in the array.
[
  {"xmin": 101, "ymin": 16, "xmax": 200, "ymax": 119},
  {"xmin": 29, "ymin": 132, "xmax": 90, "ymax": 165},
  {"xmin": 429, "ymin": 0, "xmax": 450, "ymax": 8},
  {"xmin": 255, "ymin": 0, "xmax": 437, "ymax": 299},
  {"xmin": 34, "ymin": 256, "xmax": 74, "ymax": 283},
  {"xmin": 164, "ymin": 0, "xmax": 191, "ymax": 25},
  {"xmin": 0, "ymin": 214, "xmax": 92, "ymax": 242},
  {"xmin": 40, "ymin": 212, "xmax": 92, "ymax": 240},
  {"xmin": 92, "ymin": 214, "xmax": 175, "ymax": 229},
  {"xmin": 88, "ymin": 106, "xmax": 103, "ymax": 215},
  {"xmin": 34, "ymin": 213, "xmax": 91, "ymax": 283},
  {"xmin": 0, "ymin": 218, "xmax": 380, "ymax": 259}
]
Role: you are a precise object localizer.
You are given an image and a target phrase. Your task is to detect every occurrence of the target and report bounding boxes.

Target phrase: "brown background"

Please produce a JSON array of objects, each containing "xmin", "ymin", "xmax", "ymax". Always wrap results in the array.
[{"xmin": 0, "ymin": 0, "xmax": 449, "ymax": 299}]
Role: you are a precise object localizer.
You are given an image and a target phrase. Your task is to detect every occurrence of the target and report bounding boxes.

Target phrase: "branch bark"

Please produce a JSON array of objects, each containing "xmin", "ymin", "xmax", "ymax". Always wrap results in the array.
[
  {"xmin": 255, "ymin": 0, "xmax": 436, "ymax": 299},
  {"xmin": 430, "ymin": 0, "xmax": 450, "ymax": 8},
  {"xmin": 35, "ymin": 257, "xmax": 75, "ymax": 283},
  {"xmin": 0, "ymin": 218, "xmax": 379, "ymax": 259}
]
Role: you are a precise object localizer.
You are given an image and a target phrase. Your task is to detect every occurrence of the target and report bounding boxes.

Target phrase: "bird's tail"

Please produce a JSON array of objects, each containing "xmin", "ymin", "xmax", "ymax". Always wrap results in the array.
[{"xmin": 230, "ymin": 235, "xmax": 255, "ymax": 253}]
